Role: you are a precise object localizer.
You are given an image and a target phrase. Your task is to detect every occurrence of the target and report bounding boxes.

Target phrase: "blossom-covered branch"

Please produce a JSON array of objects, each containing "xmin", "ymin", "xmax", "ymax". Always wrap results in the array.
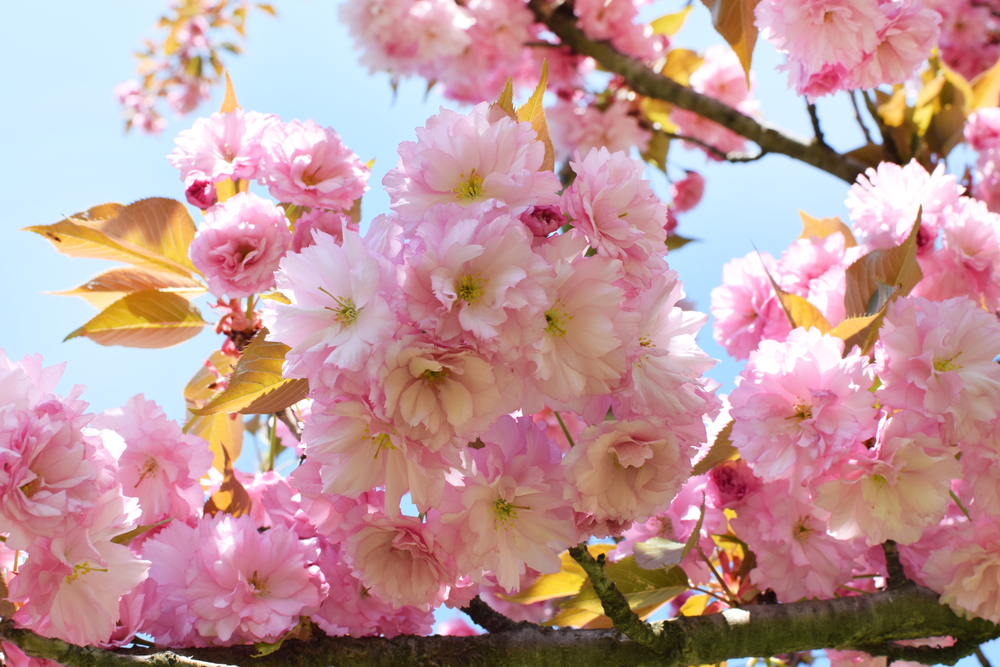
[
  {"xmin": 4, "ymin": 585, "xmax": 998, "ymax": 667},
  {"xmin": 527, "ymin": 0, "xmax": 870, "ymax": 183}
]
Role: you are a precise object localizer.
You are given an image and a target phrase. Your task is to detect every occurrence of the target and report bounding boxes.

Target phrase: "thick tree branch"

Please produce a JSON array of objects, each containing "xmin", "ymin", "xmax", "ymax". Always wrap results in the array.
[
  {"xmin": 3, "ymin": 585, "xmax": 998, "ymax": 667},
  {"xmin": 527, "ymin": 0, "xmax": 868, "ymax": 184}
]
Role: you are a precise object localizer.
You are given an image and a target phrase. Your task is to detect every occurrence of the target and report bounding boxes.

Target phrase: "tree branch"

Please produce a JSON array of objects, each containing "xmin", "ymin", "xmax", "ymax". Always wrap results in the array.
[
  {"xmin": 882, "ymin": 540, "xmax": 909, "ymax": 590},
  {"xmin": 806, "ymin": 101, "xmax": 829, "ymax": 151},
  {"xmin": 527, "ymin": 0, "xmax": 868, "ymax": 184},
  {"xmin": 568, "ymin": 543, "xmax": 664, "ymax": 650},
  {"xmin": 460, "ymin": 595, "xmax": 522, "ymax": 634},
  {"xmin": 3, "ymin": 585, "xmax": 998, "ymax": 667},
  {"xmin": 857, "ymin": 638, "xmax": 984, "ymax": 666},
  {"xmin": 976, "ymin": 645, "xmax": 994, "ymax": 667},
  {"xmin": 663, "ymin": 132, "xmax": 768, "ymax": 163}
]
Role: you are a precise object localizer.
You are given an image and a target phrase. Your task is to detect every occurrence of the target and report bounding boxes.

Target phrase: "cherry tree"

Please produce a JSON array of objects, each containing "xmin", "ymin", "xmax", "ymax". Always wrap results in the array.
[{"xmin": 3, "ymin": 1, "xmax": 1000, "ymax": 667}]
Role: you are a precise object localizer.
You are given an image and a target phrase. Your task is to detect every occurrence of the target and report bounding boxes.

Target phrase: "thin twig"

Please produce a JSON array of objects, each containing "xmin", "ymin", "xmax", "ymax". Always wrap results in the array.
[
  {"xmin": 806, "ymin": 101, "xmax": 829, "ymax": 150},
  {"xmin": 976, "ymin": 646, "xmax": 994, "ymax": 667},
  {"xmin": 553, "ymin": 411, "xmax": 577, "ymax": 448},
  {"xmin": 527, "ymin": 0, "xmax": 867, "ymax": 183},
  {"xmin": 696, "ymin": 545, "xmax": 738, "ymax": 607},
  {"xmin": 850, "ymin": 90, "xmax": 875, "ymax": 145},
  {"xmin": 276, "ymin": 407, "xmax": 301, "ymax": 442},
  {"xmin": 662, "ymin": 131, "xmax": 768, "ymax": 163},
  {"xmin": 882, "ymin": 540, "xmax": 909, "ymax": 590},
  {"xmin": 460, "ymin": 595, "xmax": 522, "ymax": 633},
  {"xmin": 862, "ymin": 90, "xmax": 903, "ymax": 165}
]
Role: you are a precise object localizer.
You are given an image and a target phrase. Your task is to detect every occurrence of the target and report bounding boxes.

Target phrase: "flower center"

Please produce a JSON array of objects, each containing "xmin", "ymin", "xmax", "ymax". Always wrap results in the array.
[
  {"xmin": 787, "ymin": 402, "xmax": 812, "ymax": 422},
  {"xmin": 135, "ymin": 456, "xmax": 159, "ymax": 488},
  {"xmin": 65, "ymin": 561, "xmax": 108, "ymax": 584},
  {"xmin": 793, "ymin": 516, "xmax": 814, "ymax": 543},
  {"xmin": 545, "ymin": 303, "xmax": 570, "ymax": 337},
  {"xmin": 493, "ymin": 498, "xmax": 528, "ymax": 531},
  {"xmin": 456, "ymin": 273, "xmax": 485, "ymax": 304},
  {"xmin": 19, "ymin": 477, "xmax": 42, "ymax": 499},
  {"xmin": 319, "ymin": 287, "xmax": 359, "ymax": 325},
  {"xmin": 301, "ymin": 166, "xmax": 323, "ymax": 187},
  {"xmin": 933, "ymin": 353, "xmax": 962, "ymax": 373},
  {"xmin": 422, "ymin": 367, "xmax": 450, "ymax": 385},
  {"xmin": 639, "ymin": 335, "xmax": 654, "ymax": 348},
  {"xmin": 369, "ymin": 430, "xmax": 396, "ymax": 460},
  {"xmin": 248, "ymin": 570, "xmax": 267, "ymax": 594},
  {"xmin": 453, "ymin": 169, "xmax": 485, "ymax": 201}
]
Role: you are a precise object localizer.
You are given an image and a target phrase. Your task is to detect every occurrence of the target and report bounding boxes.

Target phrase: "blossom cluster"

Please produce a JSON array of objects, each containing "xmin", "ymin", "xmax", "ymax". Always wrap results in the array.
[
  {"xmin": 263, "ymin": 99, "xmax": 720, "ymax": 605},
  {"xmin": 754, "ymin": 0, "xmax": 942, "ymax": 100},
  {"xmin": 710, "ymin": 157, "xmax": 1000, "ymax": 622}
]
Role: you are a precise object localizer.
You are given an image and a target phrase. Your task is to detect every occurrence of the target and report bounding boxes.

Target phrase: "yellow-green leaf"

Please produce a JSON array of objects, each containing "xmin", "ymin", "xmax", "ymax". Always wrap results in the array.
[
  {"xmin": 65, "ymin": 290, "xmax": 206, "ymax": 348},
  {"xmin": 799, "ymin": 211, "xmax": 857, "ymax": 247},
  {"xmin": 843, "ymin": 211, "xmax": 923, "ymax": 319},
  {"xmin": 679, "ymin": 593, "xmax": 711, "ymax": 616},
  {"xmin": 184, "ymin": 351, "xmax": 242, "ymax": 470},
  {"xmin": 260, "ymin": 290, "xmax": 291, "ymax": 305},
  {"xmin": 220, "ymin": 71, "xmax": 240, "ymax": 113},
  {"xmin": 490, "ymin": 78, "xmax": 516, "ymax": 121},
  {"xmin": 699, "ymin": 0, "xmax": 761, "ymax": 80},
  {"xmin": 641, "ymin": 98, "xmax": 676, "ymax": 131},
  {"xmin": 642, "ymin": 130, "xmax": 671, "ymax": 173},
  {"xmin": 651, "ymin": 6, "xmax": 692, "ymax": 36},
  {"xmin": 666, "ymin": 234, "xmax": 696, "ymax": 251},
  {"xmin": 761, "ymin": 261, "xmax": 832, "ymax": 333},
  {"xmin": 111, "ymin": 517, "xmax": 173, "ymax": 546},
  {"xmin": 659, "ymin": 49, "xmax": 703, "ymax": 88},
  {"xmin": 204, "ymin": 445, "xmax": 253, "ymax": 518},
  {"xmin": 516, "ymin": 62, "xmax": 555, "ymax": 172},
  {"xmin": 550, "ymin": 559, "xmax": 689, "ymax": 628},
  {"xmin": 692, "ymin": 420, "xmax": 736, "ymax": 476},
  {"xmin": 191, "ymin": 329, "xmax": 309, "ymax": 415},
  {"xmin": 501, "ymin": 544, "xmax": 614, "ymax": 605},
  {"xmin": 26, "ymin": 198, "xmax": 198, "ymax": 276},
  {"xmin": 829, "ymin": 308, "xmax": 889, "ymax": 357},
  {"xmin": 971, "ymin": 56, "xmax": 1000, "ymax": 110},
  {"xmin": 51, "ymin": 266, "xmax": 205, "ymax": 310},
  {"xmin": 876, "ymin": 87, "xmax": 908, "ymax": 128}
]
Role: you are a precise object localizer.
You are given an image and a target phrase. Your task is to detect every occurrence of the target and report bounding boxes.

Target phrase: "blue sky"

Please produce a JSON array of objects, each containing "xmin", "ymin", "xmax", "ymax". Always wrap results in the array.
[{"xmin": 0, "ymin": 1, "xmax": 995, "ymax": 660}]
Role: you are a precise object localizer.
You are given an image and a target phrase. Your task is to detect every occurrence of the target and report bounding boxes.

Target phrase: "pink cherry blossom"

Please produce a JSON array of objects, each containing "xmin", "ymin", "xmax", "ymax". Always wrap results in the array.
[
  {"xmin": 563, "ymin": 418, "xmax": 692, "ymax": 524},
  {"xmin": 711, "ymin": 251, "xmax": 793, "ymax": 360},
  {"xmin": 94, "ymin": 394, "xmax": 213, "ymax": 524},
  {"xmin": 264, "ymin": 229, "xmax": 398, "ymax": 377},
  {"xmin": 730, "ymin": 328, "xmax": 879, "ymax": 485},
  {"xmin": 931, "ymin": 0, "xmax": 1000, "ymax": 80},
  {"xmin": 562, "ymin": 147, "xmax": 668, "ymax": 288},
  {"xmin": 383, "ymin": 103, "xmax": 560, "ymax": 225},
  {"xmin": 574, "ymin": 0, "xmax": 666, "ymax": 60},
  {"xmin": 168, "ymin": 109, "xmax": 278, "ymax": 184},
  {"xmin": 291, "ymin": 209, "xmax": 357, "ymax": 253},
  {"xmin": 671, "ymin": 171, "xmax": 705, "ymax": 213},
  {"xmin": 846, "ymin": 160, "xmax": 963, "ymax": 251},
  {"xmin": 184, "ymin": 514, "xmax": 324, "ymax": 645},
  {"xmin": 849, "ymin": 0, "xmax": 941, "ymax": 89},
  {"xmin": 261, "ymin": 119, "xmax": 370, "ymax": 210},
  {"xmin": 440, "ymin": 416, "xmax": 576, "ymax": 592},
  {"xmin": 188, "ymin": 192, "xmax": 293, "ymax": 298},
  {"xmin": 815, "ymin": 410, "xmax": 960, "ymax": 545},
  {"xmin": 922, "ymin": 520, "xmax": 1000, "ymax": 623},
  {"xmin": 548, "ymin": 99, "xmax": 651, "ymax": 160},
  {"xmin": 874, "ymin": 296, "xmax": 1000, "ymax": 439},
  {"xmin": 342, "ymin": 510, "xmax": 456, "ymax": 610},
  {"xmin": 519, "ymin": 205, "xmax": 568, "ymax": 238}
]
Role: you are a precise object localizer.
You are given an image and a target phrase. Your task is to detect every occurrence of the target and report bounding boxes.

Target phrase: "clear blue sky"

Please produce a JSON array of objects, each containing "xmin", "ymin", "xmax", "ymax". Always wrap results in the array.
[{"xmin": 0, "ymin": 2, "xmax": 994, "ymax": 661}]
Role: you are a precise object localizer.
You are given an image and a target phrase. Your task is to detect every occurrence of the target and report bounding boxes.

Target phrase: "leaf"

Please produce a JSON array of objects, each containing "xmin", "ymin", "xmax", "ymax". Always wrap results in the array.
[
  {"xmin": 260, "ymin": 290, "xmax": 291, "ymax": 305},
  {"xmin": 876, "ymin": 87, "xmax": 908, "ymax": 127},
  {"xmin": 798, "ymin": 211, "xmax": 857, "ymax": 247},
  {"xmin": 651, "ymin": 6, "xmax": 692, "ymax": 36},
  {"xmin": 937, "ymin": 59, "xmax": 974, "ymax": 115},
  {"xmin": 204, "ymin": 445, "xmax": 252, "ymax": 518},
  {"xmin": 256, "ymin": 3, "xmax": 277, "ymax": 16},
  {"xmin": 699, "ymin": 0, "xmax": 761, "ymax": 80},
  {"xmin": 190, "ymin": 329, "xmax": 309, "ymax": 415},
  {"xmin": 550, "ymin": 559, "xmax": 689, "ymax": 628},
  {"xmin": 666, "ymin": 234, "xmax": 696, "ymax": 251},
  {"xmin": 111, "ymin": 517, "xmax": 173, "ymax": 546},
  {"xmin": 633, "ymin": 537, "xmax": 686, "ymax": 570},
  {"xmin": 65, "ymin": 290, "xmax": 206, "ymax": 348},
  {"xmin": 829, "ymin": 309, "xmax": 889, "ymax": 357},
  {"xmin": 516, "ymin": 62, "xmax": 555, "ymax": 172},
  {"xmin": 490, "ymin": 78, "xmax": 516, "ymax": 121},
  {"xmin": 642, "ymin": 130, "xmax": 671, "ymax": 173},
  {"xmin": 220, "ymin": 72, "xmax": 240, "ymax": 113},
  {"xmin": 659, "ymin": 49, "xmax": 703, "ymax": 88},
  {"xmin": 184, "ymin": 351, "xmax": 243, "ymax": 471},
  {"xmin": 760, "ymin": 259, "xmax": 832, "ymax": 334},
  {"xmin": 679, "ymin": 593, "xmax": 711, "ymax": 616},
  {"xmin": 971, "ymin": 55, "xmax": 1000, "ymax": 110},
  {"xmin": 843, "ymin": 210, "xmax": 923, "ymax": 319},
  {"xmin": 25, "ymin": 198, "xmax": 198, "ymax": 276},
  {"xmin": 52, "ymin": 267, "xmax": 205, "ymax": 310},
  {"xmin": 692, "ymin": 420, "xmax": 737, "ymax": 476},
  {"xmin": 501, "ymin": 544, "xmax": 615, "ymax": 605},
  {"xmin": 641, "ymin": 98, "xmax": 676, "ymax": 131},
  {"xmin": 846, "ymin": 143, "xmax": 886, "ymax": 169}
]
